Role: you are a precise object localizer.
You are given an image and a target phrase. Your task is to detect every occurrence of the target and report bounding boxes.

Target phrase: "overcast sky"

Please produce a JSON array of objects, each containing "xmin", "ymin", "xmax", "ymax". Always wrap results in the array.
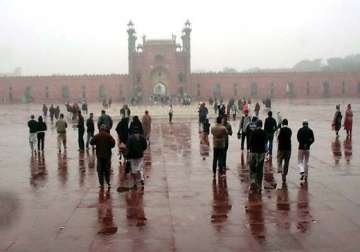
[{"xmin": 0, "ymin": 0, "xmax": 359, "ymax": 75}]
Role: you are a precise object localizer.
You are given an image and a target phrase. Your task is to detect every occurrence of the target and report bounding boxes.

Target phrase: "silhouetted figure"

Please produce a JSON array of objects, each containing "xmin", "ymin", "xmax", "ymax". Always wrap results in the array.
[
  {"xmin": 168, "ymin": 104, "xmax": 173, "ymax": 123},
  {"xmin": 264, "ymin": 111, "xmax": 277, "ymax": 157},
  {"xmin": 90, "ymin": 124, "xmax": 116, "ymax": 189},
  {"xmin": 28, "ymin": 115, "xmax": 38, "ymax": 154},
  {"xmin": 237, "ymin": 109, "xmax": 251, "ymax": 151},
  {"xmin": 97, "ymin": 110, "xmax": 113, "ymax": 132},
  {"xmin": 42, "ymin": 104, "xmax": 48, "ymax": 118},
  {"xmin": 129, "ymin": 116, "xmax": 144, "ymax": 136},
  {"xmin": 76, "ymin": 110, "xmax": 85, "ymax": 151},
  {"xmin": 37, "ymin": 116, "xmax": 47, "ymax": 152},
  {"xmin": 54, "ymin": 105, "xmax": 60, "ymax": 120},
  {"xmin": 86, "ymin": 113, "xmax": 95, "ymax": 149},
  {"xmin": 49, "ymin": 104, "xmax": 55, "ymax": 123},
  {"xmin": 344, "ymin": 104, "xmax": 353, "ymax": 137},
  {"xmin": 297, "ymin": 120, "xmax": 315, "ymax": 184},
  {"xmin": 55, "ymin": 113, "xmax": 67, "ymax": 153},
  {"xmin": 142, "ymin": 110, "xmax": 152, "ymax": 144},
  {"xmin": 127, "ymin": 126, "xmax": 147, "ymax": 188},
  {"xmin": 332, "ymin": 104, "xmax": 342, "ymax": 137},
  {"xmin": 211, "ymin": 116, "xmax": 227, "ymax": 177},
  {"xmin": 277, "ymin": 119, "xmax": 292, "ymax": 183},
  {"xmin": 222, "ymin": 115, "xmax": 232, "ymax": 169},
  {"xmin": 249, "ymin": 120, "xmax": 267, "ymax": 193}
]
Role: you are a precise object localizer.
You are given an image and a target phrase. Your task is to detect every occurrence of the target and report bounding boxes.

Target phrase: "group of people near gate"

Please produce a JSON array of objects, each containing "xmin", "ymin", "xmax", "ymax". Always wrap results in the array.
[
  {"xmin": 199, "ymin": 100, "xmax": 317, "ymax": 194},
  {"xmin": 28, "ymin": 103, "xmax": 152, "ymax": 190}
]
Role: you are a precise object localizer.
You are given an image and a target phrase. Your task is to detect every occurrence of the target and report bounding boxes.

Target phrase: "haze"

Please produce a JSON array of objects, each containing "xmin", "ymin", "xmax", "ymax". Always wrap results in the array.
[{"xmin": 0, "ymin": 0, "xmax": 359, "ymax": 75}]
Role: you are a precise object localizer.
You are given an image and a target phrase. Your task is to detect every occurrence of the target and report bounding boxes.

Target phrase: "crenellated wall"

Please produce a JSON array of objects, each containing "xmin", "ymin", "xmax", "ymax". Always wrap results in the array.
[{"xmin": 0, "ymin": 71, "xmax": 360, "ymax": 103}]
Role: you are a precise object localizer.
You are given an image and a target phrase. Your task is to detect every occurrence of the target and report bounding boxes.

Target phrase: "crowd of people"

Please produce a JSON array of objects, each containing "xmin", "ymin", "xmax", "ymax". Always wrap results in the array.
[{"xmin": 28, "ymin": 99, "xmax": 354, "ymax": 195}]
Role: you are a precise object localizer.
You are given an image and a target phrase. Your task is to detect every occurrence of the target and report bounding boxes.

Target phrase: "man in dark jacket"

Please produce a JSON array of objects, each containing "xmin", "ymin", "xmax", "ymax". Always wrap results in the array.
[
  {"xmin": 86, "ymin": 113, "xmax": 95, "ymax": 149},
  {"xmin": 90, "ymin": 125, "xmax": 116, "ymax": 189},
  {"xmin": 264, "ymin": 111, "xmax": 277, "ymax": 157},
  {"xmin": 222, "ymin": 115, "xmax": 232, "ymax": 169},
  {"xmin": 28, "ymin": 115, "xmax": 38, "ymax": 153},
  {"xmin": 76, "ymin": 110, "xmax": 85, "ymax": 151},
  {"xmin": 97, "ymin": 110, "xmax": 113, "ymax": 132},
  {"xmin": 249, "ymin": 120, "xmax": 267, "ymax": 193},
  {"xmin": 277, "ymin": 119, "xmax": 292, "ymax": 183},
  {"xmin": 126, "ymin": 126, "xmax": 147, "ymax": 188},
  {"xmin": 297, "ymin": 120, "xmax": 315, "ymax": 183}
]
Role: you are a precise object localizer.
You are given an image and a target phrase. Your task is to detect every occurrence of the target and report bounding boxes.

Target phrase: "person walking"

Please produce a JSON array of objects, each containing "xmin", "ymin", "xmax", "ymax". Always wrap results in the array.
[
  {"xmin": 344, "ymin": 104, "xmax": 353, "ymax": 137},
  {"xmin": 37, "ymin": 116, "xmax": 47, "ymax": 152},
  {"xmin": 297, "ymin": 120, "xmax": 315, "ymax": 184},
  {"xmin": 203, "ymin": 118, "xmax": 210, "ymax": 146},
  {"xmin": 142, "ymin": 110, "xmax": 152, "ymax": 145},
  {"xmin": 222, "ymin": 115, "xmax": 232, "ymax": 169},
  {"xmin": 120, "ymin": 104, "xmax": 131, "ymax": 119},
  {"xmin": 129, "ymin": 116, "xmax": 144, "ymax": 136},
  {"xmin": 332, "ymin": 104, "xmax": 342, "ymax": 137},
  {"xmin": 28, "ymin": 115, "xmax": 38, "ymax": 154},
  {"xmin": 115, "ymin": 116, "xmax": 130, "ymax": 161},
  {"xmin": 237, "ymin": 109, "xmax": 251, "ymax": 151},
  {"xmin": 55, "ymin": 105, "xmax": 60, "ymax": 120},
  {"xmin": 42, "ymin": 104, "xmax": 48, "ymax": 119},
  {"xmin": 277, "ymin": 119, "xmax": 292, "ymax": 183},
  {"xmin": 249, "ymin": 120, "xmax": 267, "ymax": 193},
  {"xmin": 126, "ymin": 126, "xmax": 147, "ymax": 188},
  {"xmin": 169, "ymin": 104, "xmax": 173, "ymax": 123},
  {"xmin": 97, "ymin": 110, "xmax": 113, "ymax": 132},
  {"xmin": 254, "ymin": 102, "xmax": 260, "ymax": 117},
  {"xmin": 55, "ymin": 114, "xmax": 68, "ymax": 153},
  {"xmin": 49, "ymin": 104, "xmax": 55, "ymax": 123},
  {"xmin": 86, "ymin": 113, "xmax": 95, "ymax": 149},
  {"xmin": 264, "ymin": 111, "xmax": 277, "ymax": 157},
  {"xmin": 211, "ymin": 116, "xmax": 228, "ymax": 178},
  {"xmin": 76, "ymin": 110, "xmax": 85, "ymax": 151},
  {"xmin": 90, "ymin": 124, "xmax": 116, "ymax": 189}
]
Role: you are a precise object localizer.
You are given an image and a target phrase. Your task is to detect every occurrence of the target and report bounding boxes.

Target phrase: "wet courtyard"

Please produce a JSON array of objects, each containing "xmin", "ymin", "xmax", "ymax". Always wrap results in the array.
[{"xmin": 0, "ymin": 99, "xmax": 360, "ymax": 252}]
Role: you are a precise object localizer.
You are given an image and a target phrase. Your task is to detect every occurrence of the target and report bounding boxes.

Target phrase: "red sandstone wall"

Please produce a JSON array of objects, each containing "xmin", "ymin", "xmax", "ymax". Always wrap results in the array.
[
  {"xmin": 1, "ymin": 72, "xmax": 360, "ymax": 103},
  {"xmin": 191, "ymin": 72, "xmax": 360, "ymax": 99},
  {"xmin": 0, "ymin": 74, "xmax": 129, "ymax": 103}
]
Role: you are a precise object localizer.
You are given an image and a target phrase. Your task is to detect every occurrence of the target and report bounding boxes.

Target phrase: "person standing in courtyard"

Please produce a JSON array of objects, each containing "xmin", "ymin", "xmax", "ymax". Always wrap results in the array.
[
  {"xmin": 344, "ymin": 104, "xmax": 353, "ymax": 137},
  {"xmin": 90, "ymin": 124, "xmax": 116, "ymax": 189},
  {"xmin": 297, "ymin": 120, "xmax": 315, "ymax": 184},
  {"xmin": 211, "ymin": 116, "xmax": 228, "ymax": 178},
  {"xmin": 55, "ymin": 113, "xmax": 68, "ymax": 153},
  {"xmin": 49, "ymin": 104, "xmax": 55, "ymax": 123},
  {"xmin": 120, "ymin": 104, "xmax": 131, "ymax": 119},
  {"xmin": 37, "ymin": 116, "xmax": 47, "ymax": 152},
  {"xmin": 222, "ymin": 115, "xmax": 232, "ymax": 169},
  {"xmin": 169, "ymin": 104, "xmax": 173, "ymax": 123},
  {"xmin": 142, "ymin": 110, "xmax": 152, "ymax": 145},
  {"xmin": 42, "ymin": 104, "xmax": 48, "ymax": 119},
  {"xmin": 277, "ymin": 119, "xmax": 292, "ymax": 183},
  {"xmin": 76, "ymin": 110, "xmax": 85, "ymax": 152},
  {"xmin": 55, "ymin": 105, "xmax": 60, "ymax": 120},
  {"xmin": 28, "ymin": 115, "xmax": 38, "ymax": 154},
  {"xmin": 238, "ymin": 109, "xmax": 251, "ymax": 151},
  {"xmin": 249, "ymin": 120, "xmax": 267, "ymax": 193},
  {"xmin": 97, "ymin": 110, "xmax": 113, "ymax": 132},
  {"xmin": 332, "ymin": 104, "xmax": 342, "ymax": 137},
  {"xmin": 129, "ymin": 116, "xmax": 144, "ymax": 136},
  {"xmin": 126, "ymin": 126, "xmax": 147, "ymax": 188},
  {"xmin": 264, "ymin": 111, "xmax": 277, "ymax": 157},
  {"xmin": 254, "ymin": 102, "xmax": 260, "ymax": 117},
  {"xmin": 86, "ymin": 113, "xmax": 95, "ymax": 150}
]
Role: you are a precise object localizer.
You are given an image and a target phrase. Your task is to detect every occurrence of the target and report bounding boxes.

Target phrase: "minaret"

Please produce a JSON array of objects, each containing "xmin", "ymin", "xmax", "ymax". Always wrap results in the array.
[
  {"xmin": 127, "ymin": 20, "xmax": 137, "ymax": 96},
  {"xmin": 181, "ymin": 20, "xmax": 192, "ymax": 91}
]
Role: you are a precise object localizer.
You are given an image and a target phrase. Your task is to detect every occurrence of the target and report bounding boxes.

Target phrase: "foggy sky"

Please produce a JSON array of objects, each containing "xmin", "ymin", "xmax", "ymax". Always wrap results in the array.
[{"xmin": 0, "ymin": 0, "xmax": 359, "ymax": 75}]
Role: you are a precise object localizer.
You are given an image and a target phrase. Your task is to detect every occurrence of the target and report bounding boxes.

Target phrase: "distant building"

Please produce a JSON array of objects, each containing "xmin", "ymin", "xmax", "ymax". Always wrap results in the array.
[{"xmin": 0, "ymin": 22, "xmax": 360, "ymax": 103}]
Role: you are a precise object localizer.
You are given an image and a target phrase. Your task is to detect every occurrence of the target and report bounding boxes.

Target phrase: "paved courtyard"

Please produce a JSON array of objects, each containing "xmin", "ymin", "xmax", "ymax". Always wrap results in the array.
[{"xmin": 1, "ymin": 99, "xmax": 360, "ymax": 251}]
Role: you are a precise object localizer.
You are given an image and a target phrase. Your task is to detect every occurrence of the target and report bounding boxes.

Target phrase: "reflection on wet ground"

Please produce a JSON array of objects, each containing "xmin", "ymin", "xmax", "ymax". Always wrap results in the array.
[{"xmin": 1, "ymin": 100, "xmax": 360, "ymax": 251}]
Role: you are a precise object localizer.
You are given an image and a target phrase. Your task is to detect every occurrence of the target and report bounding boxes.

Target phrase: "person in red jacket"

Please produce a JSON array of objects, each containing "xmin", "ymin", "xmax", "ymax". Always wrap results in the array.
[{"xmin": 90, "ymin": 124, "xmax": 116, "ymax": 189}]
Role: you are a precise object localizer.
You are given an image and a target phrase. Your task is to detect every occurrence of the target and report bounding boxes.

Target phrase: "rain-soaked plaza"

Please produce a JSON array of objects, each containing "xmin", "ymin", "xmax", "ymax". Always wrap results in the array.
[{"xmin": 1, "ymin": 99, "xmax": 360, "ymax": 252}]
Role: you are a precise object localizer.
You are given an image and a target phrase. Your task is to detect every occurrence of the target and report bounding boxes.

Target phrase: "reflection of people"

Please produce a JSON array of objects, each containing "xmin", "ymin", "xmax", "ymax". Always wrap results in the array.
[
  {"xmin": 343, "ymin": 136, "xmax": 352, "ymax": 164},
  {"xmin": 30, "ymin": 152, "xmax": 47, "ymax": 188},
  {"xmin": 246, "ymin": 193, "xmax": 265, "ymax": 239},
  {"xmin": 91, "ymin": 125, "xmax": 116, "ymax": 189},
  {"xmin": 296, "ymin": 183, "xmax": 311, "ymax": 233},
  {"xmin": 276, "ymin": 184, "xmax": 290, "ymax": 230},
  {"xmin": 211, "ymin": 178, "xmax": 231, "ymax": 230},
  {"xmin": 125, "ymin": 190, "xmax": 146, "ymax": 227},
  {"xmin": 344, "ymin": 104, "xmax": 353, "ymax": 137},
  {"xmin": 97, "ymin": 190, "xmax": 117, "ymax": 234},
  {"xmin": 57, "ymin": 152, "xmax": 68, "ymax": 186},
  {"xmin": 331, "ymin": 137, "xmax": 342, "ymax": 165}
]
